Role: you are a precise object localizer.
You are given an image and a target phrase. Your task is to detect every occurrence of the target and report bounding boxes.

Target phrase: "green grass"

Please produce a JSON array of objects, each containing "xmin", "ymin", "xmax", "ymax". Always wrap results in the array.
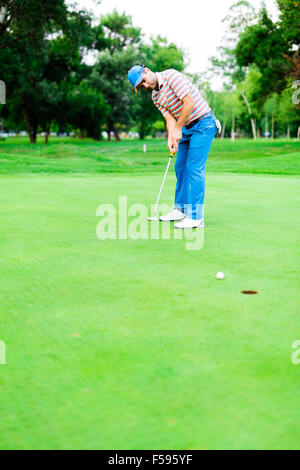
[
  {"xmin": 0, "ymin": 137, "xmax": 299, "ymax": 449},
  {"xmin": 0, "ymin": 136, "xmax": 300, "ymax": 175}
]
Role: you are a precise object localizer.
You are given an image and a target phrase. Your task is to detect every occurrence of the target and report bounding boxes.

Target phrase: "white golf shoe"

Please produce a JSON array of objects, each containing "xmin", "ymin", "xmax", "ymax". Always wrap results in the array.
[
  {"xmin": 159, "ymin": 208, "xmax": 185, "ymax": 222},
  {"xmin": 174, "ymin": 217, "xmax": 204, "ymax": 229}
]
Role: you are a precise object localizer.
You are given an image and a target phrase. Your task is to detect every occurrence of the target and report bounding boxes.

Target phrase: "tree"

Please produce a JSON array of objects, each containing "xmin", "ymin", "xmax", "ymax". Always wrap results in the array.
[
  {"xmin": 235, "ymin": 8, "xmax": 291, "ymax": 98},
  {"xmin": 235, "ymin": 66, "xmax": 263, "ymax": 139},
  {"xmin": 278, "ymin": 85, "xmax": 299, "ymax": 137},
  {"xmin": 0, "ymin": 0, "xmax": 68, "ymax": 141},
  {"xmin": 92, "ymin": 10, "xmax": 143, "ymax": 140},
  {"xmin": 277, "ymin": 0, "xmax": 300, "ymax": 80},
  {"xmin": 0, "ymin": 2, "xmax": 94, "ymax": 143},
  {"xmin": 234, "ymin": 2, "xmax": 300, "ymax": 137},
  {"xmin": 235, "ymin": 1, "xmax": 300, "ymax": 99},
  {"xmin": 94, "ymin": 9, "xmax": 142, "ymax": 53},
  {"xmin": 276, "ymin": 0, "xmax": 300, "ymax": 46},
  {"xmin": 89, "ymin": 46, "xmax": 139, "ymax": 141},
  {"xmin": 209, "ymin": 1, "xmax": 257, "ymax": 85},
  {"xmin": 66, "ymin": 81, "xmax": 110, "ymax": 139},
  {"xmin": 141, "ymin": 35, "xmax": 185, "ymax": 72},
  {"xmin": 263, "ymin": 94, "xmax": 279, "ymax": 138},
  {"xmin": 0, "ymin": 0, "xmax": 67, "ymax": 42}
]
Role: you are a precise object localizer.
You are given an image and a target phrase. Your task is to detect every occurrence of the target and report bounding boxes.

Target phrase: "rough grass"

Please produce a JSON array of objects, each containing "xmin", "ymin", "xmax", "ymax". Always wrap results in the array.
[{"xmin": 0, "ymin": 136, "xmax": 299, "ymax": 175}]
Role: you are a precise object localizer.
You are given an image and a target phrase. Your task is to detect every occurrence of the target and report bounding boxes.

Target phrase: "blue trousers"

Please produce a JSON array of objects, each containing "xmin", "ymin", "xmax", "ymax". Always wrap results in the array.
[{"xmin": 174, "ymin": 111, "xmax": 217, "ymax": 220}]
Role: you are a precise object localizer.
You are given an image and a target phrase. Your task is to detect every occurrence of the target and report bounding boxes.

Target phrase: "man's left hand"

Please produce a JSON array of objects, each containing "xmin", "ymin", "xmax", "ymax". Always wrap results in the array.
[{"xmin": 168, "ymin": 126, "xmax": 182, "ymax": 153}]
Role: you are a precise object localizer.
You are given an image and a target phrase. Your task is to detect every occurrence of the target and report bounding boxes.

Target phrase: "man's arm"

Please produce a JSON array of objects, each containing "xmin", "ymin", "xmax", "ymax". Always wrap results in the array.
[
  {"xmin": 176, "ymin": 94, "xmax": 194, "ymax": 129},
  {"xmin": 165, "ymin": 93, "xmax": 194, "ymax": 153}
]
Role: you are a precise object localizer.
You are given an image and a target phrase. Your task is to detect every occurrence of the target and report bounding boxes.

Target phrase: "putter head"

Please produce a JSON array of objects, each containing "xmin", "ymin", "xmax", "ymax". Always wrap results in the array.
[{"xmin": 147, "ymin": 216, "xmax": 158, "ymax": 221}]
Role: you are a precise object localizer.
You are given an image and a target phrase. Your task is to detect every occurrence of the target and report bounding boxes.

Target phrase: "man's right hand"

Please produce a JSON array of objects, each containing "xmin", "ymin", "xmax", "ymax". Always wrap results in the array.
[
  {"xmin": 168, "ymin": 126, "xmax": 182, "ymax": 153},
  {"xmin": 165, "ymin": 113, "xmax": 181, "ymax": 153}
]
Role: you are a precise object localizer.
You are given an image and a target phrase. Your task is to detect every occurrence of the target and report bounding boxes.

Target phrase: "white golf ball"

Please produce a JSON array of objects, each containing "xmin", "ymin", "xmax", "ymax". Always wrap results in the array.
[{"xmin": 216, "ymin": 272, "xmax": 225, "ymax": 280}]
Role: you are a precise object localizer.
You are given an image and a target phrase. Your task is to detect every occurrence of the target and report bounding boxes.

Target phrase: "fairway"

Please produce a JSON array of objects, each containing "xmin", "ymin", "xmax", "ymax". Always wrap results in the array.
[{"xmin": 0, "ymin": 158, "xmax": 299, "ymax": 449}]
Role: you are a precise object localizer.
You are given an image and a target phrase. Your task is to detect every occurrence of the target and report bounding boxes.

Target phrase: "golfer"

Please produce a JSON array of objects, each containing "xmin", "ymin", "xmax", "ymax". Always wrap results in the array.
[{"xmin": 128, "ymin": 65, "xmax": 220, "ymax": 229}]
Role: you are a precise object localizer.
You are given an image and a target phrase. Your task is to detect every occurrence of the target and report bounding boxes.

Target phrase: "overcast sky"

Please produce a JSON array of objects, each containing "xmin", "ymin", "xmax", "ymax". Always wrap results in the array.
[{"xmin": 74, "ymin": 0, "xmax": 279, "ymax": 89}]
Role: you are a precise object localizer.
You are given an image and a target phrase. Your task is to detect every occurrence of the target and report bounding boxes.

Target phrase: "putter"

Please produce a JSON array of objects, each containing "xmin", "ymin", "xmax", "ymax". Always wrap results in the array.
[{"xmin": 148, "ymin": 151, "xmax": 175, "ymax": 221}]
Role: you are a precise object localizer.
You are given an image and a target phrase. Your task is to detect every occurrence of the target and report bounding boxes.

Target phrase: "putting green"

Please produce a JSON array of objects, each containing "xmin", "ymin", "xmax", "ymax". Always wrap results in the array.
[{"xmin": 0, "ymin": 172, "xmax": 299, "ymax": 449}]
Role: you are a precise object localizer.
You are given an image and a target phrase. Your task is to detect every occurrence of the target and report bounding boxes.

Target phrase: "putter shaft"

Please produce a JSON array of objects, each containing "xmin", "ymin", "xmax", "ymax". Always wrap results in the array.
[{"xmin": 152, "ymin": 152, "xmax": 174, "ymax": 219}]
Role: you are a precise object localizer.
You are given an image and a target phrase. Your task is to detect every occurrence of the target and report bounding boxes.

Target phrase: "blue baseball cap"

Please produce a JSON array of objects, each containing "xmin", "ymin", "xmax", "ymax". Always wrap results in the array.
[{"xmin": 128, "ymin": 64, "xmax": 145, "ymax": 93}]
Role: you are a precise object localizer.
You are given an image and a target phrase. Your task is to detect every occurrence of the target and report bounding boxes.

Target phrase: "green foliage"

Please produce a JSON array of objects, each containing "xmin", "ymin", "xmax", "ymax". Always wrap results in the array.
[
  {"xmin": 94, "ymin": 9, "xmax": 142, "ymax": 53},
  {"xmin": 207, "ymin": 0, "xmax": 300, "ymax": 138},
  {"xmin": 66, "ymin": 82, "xmax": 110, "ymax": 139},
  {"xmin": 0, "ymin": 1, "xmax": 95, "ymax": 142},
  {"xmin": 214, "ymin": 90, "xmax": 242, "ymax": 130},
  {"xmin": 1, "ymin": 2, "xmax": 298, "ymax": 142},
  {"xmin": 0, "ymin": 0, "xmax": 67, "ymax": 39},
  {"xmin": 235, "ymin": 8, "xmax": 290, "ymax": 95},
  {"xmin": 0, "ymin": 3, "xmax": 187, "ymax": 142},
  {"xmin": 263, "ymin": 94, "xmax": 279, "ymax": 117},
  {"xmin": 278, "ymin": 83, "xmax": 300, "ymax": 131},
  {"xmin": 89, "ymin": 46, "xmax": 139, "ymax": 138},
  {"xmin": 90, "ymin": 11, "xmax": 144, "ymax": 139},
  {"xmin": 276, "ymin": 0, "xmax": 300, "ymax": 45},
  {"xmin": 209, "ymin": 1, "xmax": 257, "ymax": 85},
  {"xmin": 141, "ymin": 35, "xmax": 185, "ymax": 72}
]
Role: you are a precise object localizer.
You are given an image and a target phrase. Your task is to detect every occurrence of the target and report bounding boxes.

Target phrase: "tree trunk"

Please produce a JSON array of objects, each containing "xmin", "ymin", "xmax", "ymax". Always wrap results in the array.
[
  {"xmin": 265, "ymin": 112, "xmax": 268, "ymax": 137},
  {"xmin": 250, "ymin": 119, "xmax": 256, "ymax": 140},
  {"xmin": 107, "ymin": 118, "xmax": 121, "ymax": 141},
  {"xmin": 231, "ymin": 115, "xmax": 235, "ymax": 142},
  {"xmin": 297, "ymin": 126, "xmax": 300, "ymax": 140},
  {"xmin": 45, "ymin": 122, "xmax": 51, "ymax": 145},
  {"xmin": 287, "ymin": 124, "xmax": 290, "ymax": 139},
  {"xmin": 106, "ymin": 125, "xmax": 111, "ymax": 141},
  {"xmin": 221, "ymin": 122, "xmax": 226, "ymax": 139},
  {"xmin": 241, "ymin": 92, "xmax": 256, "ymax": 140},
  {"xmin": 22, "ymin": 106, "xmax": 36, "ymax": 143},
  {"xmin": 271, "ymin": 113, "xmax": 275, "ymax": 139},
  {"xmin": 111, "ymin": 122, "xmax": 121, "ymax": 141},
  {"xmin": 237, "ymin": 127, "xmax": 241, "ymax": 138},
  {"xmin": 21, "ymin": 94, "xmax": 37, "ymax": 144},
  {"xmin": 139, "ymin": 121, "xmax": 145, "ymax": 140},
  {"xmin": 256, "ymin": 127, "xmax": 260, "ymax": 138},
  {"xmin": 30, "ymin": 126, "xmax": 37, "ymax": 144}
]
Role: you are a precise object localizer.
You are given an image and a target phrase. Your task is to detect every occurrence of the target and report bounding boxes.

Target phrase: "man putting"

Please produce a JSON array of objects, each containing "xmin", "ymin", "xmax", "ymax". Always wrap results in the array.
[{"xmin": 128, "ymin": 65, "xmax": 220, "ymax": 229}]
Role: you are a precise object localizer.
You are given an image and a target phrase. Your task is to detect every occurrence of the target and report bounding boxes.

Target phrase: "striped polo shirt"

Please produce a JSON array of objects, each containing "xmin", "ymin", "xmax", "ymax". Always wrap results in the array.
[{"xmin": 152, "ymin": 69, "xmax": 211, "ymax": 125}]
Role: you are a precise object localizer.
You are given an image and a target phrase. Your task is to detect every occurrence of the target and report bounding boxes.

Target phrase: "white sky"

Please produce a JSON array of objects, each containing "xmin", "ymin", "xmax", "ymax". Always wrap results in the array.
[{"xmin": 74, "ymin": 0, "xmax": 280, "ymax": 89}]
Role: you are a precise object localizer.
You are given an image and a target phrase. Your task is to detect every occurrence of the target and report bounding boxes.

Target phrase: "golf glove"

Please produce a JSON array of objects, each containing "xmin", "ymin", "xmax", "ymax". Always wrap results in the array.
[{"xmin": 215, "ymin": 119, "xmax": 222, "ymax": 135}]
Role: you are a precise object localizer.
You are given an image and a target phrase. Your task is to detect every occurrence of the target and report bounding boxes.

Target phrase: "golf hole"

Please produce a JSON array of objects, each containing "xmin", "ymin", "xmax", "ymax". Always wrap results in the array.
[{"xmin": 241, "ymin": 290, "xmax": 258, "ymax": 295}]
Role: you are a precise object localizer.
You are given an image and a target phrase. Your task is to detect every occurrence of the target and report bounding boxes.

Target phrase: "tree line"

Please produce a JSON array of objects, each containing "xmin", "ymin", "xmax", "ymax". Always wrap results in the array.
[
  {"xmin": 0, "ymin": 1, "xmax": 184, "ymax": 143},
  {"xmin": 0, "ymin": 0, "xmax": 299, "ymax": 143},
  {"xmin": 207, "ymin": 0, "xmax": 300, "ymax": 139}
]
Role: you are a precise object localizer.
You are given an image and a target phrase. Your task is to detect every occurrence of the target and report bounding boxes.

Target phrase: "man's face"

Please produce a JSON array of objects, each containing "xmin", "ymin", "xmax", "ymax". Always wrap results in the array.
[{"xmin": 137, "ymin": 69, "xmax": 157, "ymax": 91}]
